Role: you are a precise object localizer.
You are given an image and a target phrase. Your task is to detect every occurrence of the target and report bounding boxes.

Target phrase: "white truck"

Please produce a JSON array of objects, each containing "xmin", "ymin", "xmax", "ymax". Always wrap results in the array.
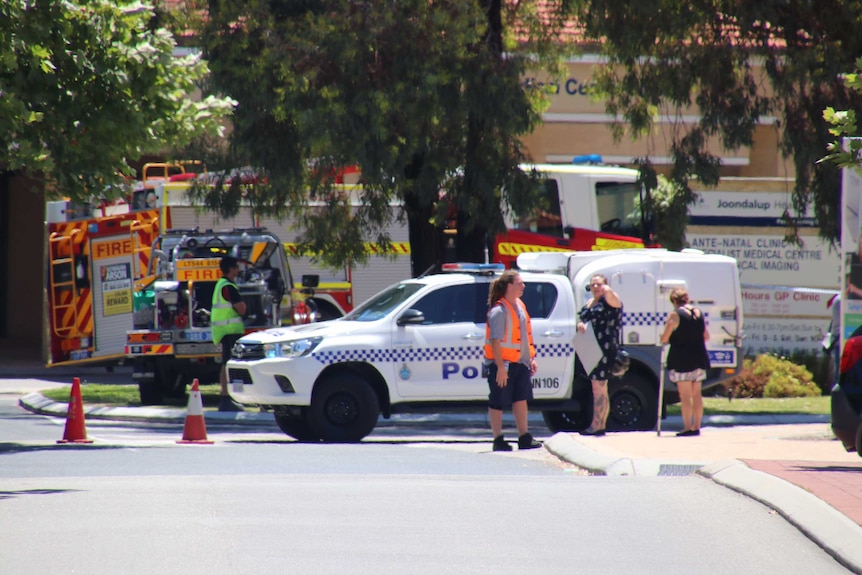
[{"xmin": 226, "ymin": 249, "xmax": 743, "ymax": 442}]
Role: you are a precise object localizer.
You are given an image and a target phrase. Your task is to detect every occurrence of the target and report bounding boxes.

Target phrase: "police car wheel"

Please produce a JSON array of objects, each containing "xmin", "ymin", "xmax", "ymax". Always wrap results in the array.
[
  {"xmin": 608, "ymin": 373, "xmax": 658, "ymax": 431},
  {"xmin": 309, "ymin": 373, "xmax": 380, "ymax": 442},
  {"xmin": 274, "ymin": 411, "xmax": 320, "ymax": 442},
  {"xmin": 542, "ymin": 410, "xmax": 590, "ymax": 433}
]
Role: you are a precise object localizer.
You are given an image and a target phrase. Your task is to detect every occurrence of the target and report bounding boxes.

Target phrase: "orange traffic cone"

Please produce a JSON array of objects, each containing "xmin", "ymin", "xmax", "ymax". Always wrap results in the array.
[
  {"xmin": 57, "ymin": 377, "xmax": 93, "ymax": 444},
  {"xmin": 177, "ymin": 379, "xmax": 213, "ymax": 444}
]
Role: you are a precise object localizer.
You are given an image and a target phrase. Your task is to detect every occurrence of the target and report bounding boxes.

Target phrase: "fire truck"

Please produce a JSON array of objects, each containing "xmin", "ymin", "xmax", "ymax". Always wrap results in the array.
[
  {"xmin": 124, "ymin": 225, "xmax": 304, "ymax": 404},
  {"xmin": 46, "ymin": 165, "xmax": 313, "ymax": 404},
  {"xmin": 493, "ymin": 162, "xmax": 650, "ymax": 267},
  {"xmin": 158, "ymin": 160, "xmax": 652, "ymax": 320}
]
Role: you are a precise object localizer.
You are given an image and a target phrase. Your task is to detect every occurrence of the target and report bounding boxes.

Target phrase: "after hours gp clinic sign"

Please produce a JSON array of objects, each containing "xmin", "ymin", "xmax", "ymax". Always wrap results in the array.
[{"xmin": 101, "ymin": 263, "xmax": 132, "ymax": 316}]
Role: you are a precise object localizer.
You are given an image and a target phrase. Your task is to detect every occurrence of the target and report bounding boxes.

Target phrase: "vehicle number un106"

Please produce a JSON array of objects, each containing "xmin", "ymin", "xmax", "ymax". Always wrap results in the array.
[{"xmin": 532, "ymin": 377, "xmax": 559, "ymax": 389}]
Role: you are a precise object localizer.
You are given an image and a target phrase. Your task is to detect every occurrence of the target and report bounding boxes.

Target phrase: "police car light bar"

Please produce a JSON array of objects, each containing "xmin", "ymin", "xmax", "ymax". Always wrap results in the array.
[
  {"xmin": 441, "ymin": 263, "xmax": 505, "ymax": 273},
  {"xmin": 572, "ymin": 154, "xmax": 603, "ymax": 165}
]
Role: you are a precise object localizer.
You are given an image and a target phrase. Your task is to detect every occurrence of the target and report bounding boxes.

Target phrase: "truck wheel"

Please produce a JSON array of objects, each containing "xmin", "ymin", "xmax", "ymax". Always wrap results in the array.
[
  {"xmin": 308, "ymin": 373, "xmax": 379, "ymax": 442},
  {"xmin": 608, "ymin": 372, "xmax": 658, "ymax": 431},
  {"xmin": 158, "ymin": 366, "xmax": 187, "ymax": 404},
  {"xmin": 138, "ymin": 379, "xmax": 163, "ymax": 405},
  {"xmin": 542, "ymin": 410, "xmax": 590, "ymax": 433},
  {"xmin": 274, "ymin": 411, "xmax": 320, "ymax": 442}
]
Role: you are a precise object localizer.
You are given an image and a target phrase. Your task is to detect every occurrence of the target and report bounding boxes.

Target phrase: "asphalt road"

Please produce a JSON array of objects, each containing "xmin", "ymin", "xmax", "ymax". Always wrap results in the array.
[{"xmin": 0, "ymin": 395, "xmax": 853, "ymax": 575}]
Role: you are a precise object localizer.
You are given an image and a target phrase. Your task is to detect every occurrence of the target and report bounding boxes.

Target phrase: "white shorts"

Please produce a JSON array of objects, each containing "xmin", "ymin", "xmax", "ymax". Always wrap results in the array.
[{"xmin": 668, "ymin": 368, "xmax": 707, "ymax": 383}]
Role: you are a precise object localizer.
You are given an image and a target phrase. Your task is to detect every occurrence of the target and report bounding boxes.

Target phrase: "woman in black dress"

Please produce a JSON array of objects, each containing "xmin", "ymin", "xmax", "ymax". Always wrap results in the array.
[
  {"xmin": 660, "ymin": 287, "xmax": 711, "ymax": 436},
  {"xmin": 576, "ymin": 274, "xmax": 623, "ymax": 436}
]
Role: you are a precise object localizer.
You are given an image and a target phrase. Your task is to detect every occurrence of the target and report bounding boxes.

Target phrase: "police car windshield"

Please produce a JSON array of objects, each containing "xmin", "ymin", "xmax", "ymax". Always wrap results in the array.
[{"xmin": 344, "ymin": 283, "xmax": 424, "ymax": 321}]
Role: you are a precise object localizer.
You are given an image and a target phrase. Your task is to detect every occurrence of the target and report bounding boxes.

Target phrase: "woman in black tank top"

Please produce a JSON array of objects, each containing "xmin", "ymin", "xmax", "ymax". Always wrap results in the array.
[{"xmin": 660, "ymin": 288, "xmax": 711, "ymax": 437}]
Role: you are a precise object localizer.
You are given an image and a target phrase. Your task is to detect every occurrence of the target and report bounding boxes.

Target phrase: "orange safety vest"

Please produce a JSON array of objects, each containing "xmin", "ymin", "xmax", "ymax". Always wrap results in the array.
[{"xmin": 484, "ymin": 297, "xmax": 535, "ymax": 362}]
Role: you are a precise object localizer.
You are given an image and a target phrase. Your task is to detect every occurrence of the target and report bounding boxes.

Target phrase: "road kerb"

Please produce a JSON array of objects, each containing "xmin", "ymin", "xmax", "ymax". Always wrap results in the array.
[{"xmin": 702, "ymin": 459, "xmax": 862, "ymax": 574}]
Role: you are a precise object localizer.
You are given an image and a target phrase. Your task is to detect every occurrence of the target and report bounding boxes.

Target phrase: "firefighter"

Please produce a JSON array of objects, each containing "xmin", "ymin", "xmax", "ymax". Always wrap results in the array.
[{"xmin": 212, "ymin": 255, "xmax": 246, "ymax": 412}]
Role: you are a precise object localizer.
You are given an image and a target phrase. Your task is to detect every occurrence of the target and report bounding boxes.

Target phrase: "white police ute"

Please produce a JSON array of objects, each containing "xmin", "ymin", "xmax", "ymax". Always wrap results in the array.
[{"xmin": 227, "ymin": 253, "xmax": 742, "ymax": 442}]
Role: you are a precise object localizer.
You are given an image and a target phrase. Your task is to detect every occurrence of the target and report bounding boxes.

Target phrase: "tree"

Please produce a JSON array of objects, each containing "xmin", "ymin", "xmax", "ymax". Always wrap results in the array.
[
  {"xmin": 824, "ymin": 57, "xmax": 862, "ymax": 173},
  {"xmin": 0, "ymin": 0, "xmax": 235, "ymax": 202},
  {"xmin": 571, "ymin": 0, "xmax": 862, "ymax": 246},
  {"xmin": 197, "ymin": 0, "xmax": 576, "ymax": 274}
]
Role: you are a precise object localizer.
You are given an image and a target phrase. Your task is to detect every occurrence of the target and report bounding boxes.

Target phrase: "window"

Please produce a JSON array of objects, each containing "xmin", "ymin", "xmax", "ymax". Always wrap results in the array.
[
  {"xmin": 512, "ymin": 179, "xmax": 564, "ymax": 237},
  {"xmin": 345, "ymin": 283, "xmax": 424, "ymax": 322},
  {"xmin": 596, "ymin": 181, "xmax": 645, "ymax": 239},
  {"xmin": 520, "ymin": 282, "xmax": 558, "ymax": 319},
  {"xmin": 411, "ymin": 284, "xmax": 483, "ymax": 325}
]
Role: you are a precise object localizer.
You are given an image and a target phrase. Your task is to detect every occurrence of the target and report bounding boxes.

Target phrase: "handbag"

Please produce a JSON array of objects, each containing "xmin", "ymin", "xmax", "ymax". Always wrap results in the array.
[
  {"xmin": 611, "ymin": 348, "xmax": 630, "ymax": 377},
  {"xmin": 611, "ymin": 310, "xmax": 629, "ymax": 377}
]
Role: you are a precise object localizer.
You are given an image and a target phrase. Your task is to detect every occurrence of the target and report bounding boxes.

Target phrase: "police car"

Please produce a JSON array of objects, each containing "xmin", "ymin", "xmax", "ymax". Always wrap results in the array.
[
  {"xmin": 226, "ymin": 263, "xmax": 580, "ymax": 442},
  {"xmin": 228, "ymin": 251, "xmax": 743, "ymax": 442}
]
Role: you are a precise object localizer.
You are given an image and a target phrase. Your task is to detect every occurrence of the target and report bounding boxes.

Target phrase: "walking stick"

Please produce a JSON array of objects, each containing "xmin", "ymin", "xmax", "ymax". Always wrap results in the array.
[{"xmin": 657, "ymin": 344, "xmax": 668, "ymax": 437}]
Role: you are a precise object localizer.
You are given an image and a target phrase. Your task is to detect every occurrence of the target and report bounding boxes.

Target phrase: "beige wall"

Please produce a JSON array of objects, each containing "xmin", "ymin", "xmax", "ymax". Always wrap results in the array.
[{"xmin": 522, "ymin": 60, "xmax": 795, "ymax": 179}]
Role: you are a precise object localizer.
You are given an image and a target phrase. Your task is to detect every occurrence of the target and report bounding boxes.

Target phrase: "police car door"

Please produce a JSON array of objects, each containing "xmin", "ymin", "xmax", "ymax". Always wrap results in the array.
[
  {"xmin": 522, "ymin": 279, "xmax": 576, "ymax": 398},
  {"xmin": 392, "ymin": 281, "xmax": 488, "ymax": 399}
]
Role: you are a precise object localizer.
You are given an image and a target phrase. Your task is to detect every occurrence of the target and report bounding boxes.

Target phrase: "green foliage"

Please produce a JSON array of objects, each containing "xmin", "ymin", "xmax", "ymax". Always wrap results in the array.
[
  {"xmin": 823, "ymin": 56, "xmax": 862, "ymax": 178},
  {"xmin": 788, "ymin": 349, "xmax": 834, "ymax": 396},
  {"xmin": 573, "ymin": 0, "xmax": 862, "ymax": 245},
  {"xmin": 728, "ymin": 353, "xmax": 822, "ymax": 399},
  {"xmin": 637, "ymin": 172, "xmax": 689, "ymax": 249},
  {"xmin": 195, "ymin": 0, "xmax": 577, "ymax": 270},
  {"xmin": 0, "ymin": 0, "xmax": 235, "ymax": 202}
]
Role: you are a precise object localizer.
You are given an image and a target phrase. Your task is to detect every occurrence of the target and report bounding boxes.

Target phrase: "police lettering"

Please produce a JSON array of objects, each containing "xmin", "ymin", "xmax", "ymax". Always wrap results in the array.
[{"xmin": 442, "ymin": 362, "xmax": 480, "ymax": 380}]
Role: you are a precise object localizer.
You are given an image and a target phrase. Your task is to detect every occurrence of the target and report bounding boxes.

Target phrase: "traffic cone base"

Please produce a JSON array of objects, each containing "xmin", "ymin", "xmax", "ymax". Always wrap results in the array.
[
  {"xmin": 58, "ymin": 377, "xmax": 93, "ymax": 444},
  {"xmin": 177, "ymin": 378, "xmax": 213, "ymax": 444}
]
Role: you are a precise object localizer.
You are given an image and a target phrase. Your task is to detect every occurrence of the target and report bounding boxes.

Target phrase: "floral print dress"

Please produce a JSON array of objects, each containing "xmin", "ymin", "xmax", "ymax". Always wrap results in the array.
[{"xmin": 579, "ymin": 296, "xmax": 623, "ymax": 380}]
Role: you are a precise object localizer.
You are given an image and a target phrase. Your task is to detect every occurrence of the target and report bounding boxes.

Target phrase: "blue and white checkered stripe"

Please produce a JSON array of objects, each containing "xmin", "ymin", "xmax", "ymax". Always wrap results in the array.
[
  {"xmin": 623, "ymin": 311, "xmax": 711, "ymax": 327},
  {"xmin": 314, "ymin": 343, "xmax": 574, "ymax": 365},
  {"xmin": 623, "ymin": 311, "xmax": 664, "ymax": 327}
]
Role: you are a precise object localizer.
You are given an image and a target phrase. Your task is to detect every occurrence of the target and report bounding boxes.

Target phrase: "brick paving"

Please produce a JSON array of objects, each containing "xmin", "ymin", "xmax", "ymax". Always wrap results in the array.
[{"xmin": 743, "ymin": 459, "xmax": 862, "ymax": 527}]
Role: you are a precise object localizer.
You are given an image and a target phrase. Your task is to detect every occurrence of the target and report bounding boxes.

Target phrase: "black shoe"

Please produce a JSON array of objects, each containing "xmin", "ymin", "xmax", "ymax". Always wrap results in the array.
[
  {"xmin": 579, "ymin": 428, "xmax": 606, "ymax": 437},
  {"xmin": 677, "ymin": 429, "xmax": 700, "ymax": 437},
  {"xmin": 218, "ymin": 396, "xmax": 245, "ymax": 412},
  {"xmin": 518, "ymin": 433, "xmax": 542, "ymax": 450},
  {"xmin": 492, "ymin": 435, "xmax": 513, "ymax": 452}
]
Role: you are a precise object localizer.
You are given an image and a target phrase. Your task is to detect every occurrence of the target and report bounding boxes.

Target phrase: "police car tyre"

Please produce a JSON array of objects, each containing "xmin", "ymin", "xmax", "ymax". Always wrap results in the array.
[
  {"xmin": 274, "ymin": 411, "xmax": 320, "ymax": 442},
  {"xmin": 542, "ymin": 410, "xmax": 591, "ymax": 433},
  {"xmin": 308, "ymin": 373, "xmax": 380, "ymax": 442},
  {"xmin": 608, "ymin": 371, "xmax": 658, "ymax": 431}
]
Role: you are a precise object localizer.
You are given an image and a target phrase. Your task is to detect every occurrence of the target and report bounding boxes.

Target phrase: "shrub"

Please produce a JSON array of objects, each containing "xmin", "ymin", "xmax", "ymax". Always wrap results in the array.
[
  {"xmin": 788, "ymin": 349, "xmax": 833, "ymax": 395},
  {"xmin": 727, "ymin": 353, "xmax": 819, "ymax": 398}
]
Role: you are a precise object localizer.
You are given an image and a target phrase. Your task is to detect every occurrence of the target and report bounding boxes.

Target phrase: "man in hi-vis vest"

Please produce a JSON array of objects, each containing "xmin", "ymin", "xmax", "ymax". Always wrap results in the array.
[
  {"xmin": 484, "ymin": 270, "xmax": 542, "ymax": 452},
  {"xmin": 212, "ymin": 255, "xmax": 246, "ymax": 412}
]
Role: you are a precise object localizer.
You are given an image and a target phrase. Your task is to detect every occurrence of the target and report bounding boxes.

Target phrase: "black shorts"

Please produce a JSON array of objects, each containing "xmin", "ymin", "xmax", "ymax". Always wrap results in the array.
[
  {"xmin": 487, "ymin": 362, "xmax": 533, "ymax": 410},
  {"xmin": 221, "ymin": 333, "xmax": 242, "ymax": 364}
]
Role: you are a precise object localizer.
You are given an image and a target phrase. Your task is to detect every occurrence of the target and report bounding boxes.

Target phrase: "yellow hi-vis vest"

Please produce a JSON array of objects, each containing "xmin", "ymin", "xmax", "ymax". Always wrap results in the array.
[
  {"xmin": 211, "ymin": 277, "xmax": 244, "ymax": 344},
  {"xmin": 484, "ymin": 297, "xmax": 535, "ymax": 362}
]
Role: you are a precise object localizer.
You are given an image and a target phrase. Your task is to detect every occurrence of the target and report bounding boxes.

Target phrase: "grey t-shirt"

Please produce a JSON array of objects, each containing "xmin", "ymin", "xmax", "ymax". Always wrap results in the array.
[{"xmin": 487, "ymin": 299, "xmax": 531, "ymax": 366}]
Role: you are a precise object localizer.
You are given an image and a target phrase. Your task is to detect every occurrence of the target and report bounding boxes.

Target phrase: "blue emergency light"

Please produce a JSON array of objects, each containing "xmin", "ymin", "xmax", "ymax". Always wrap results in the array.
[{"xmin": 572, "ymin": 154, "xmax": 603, "ymax": 165}]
